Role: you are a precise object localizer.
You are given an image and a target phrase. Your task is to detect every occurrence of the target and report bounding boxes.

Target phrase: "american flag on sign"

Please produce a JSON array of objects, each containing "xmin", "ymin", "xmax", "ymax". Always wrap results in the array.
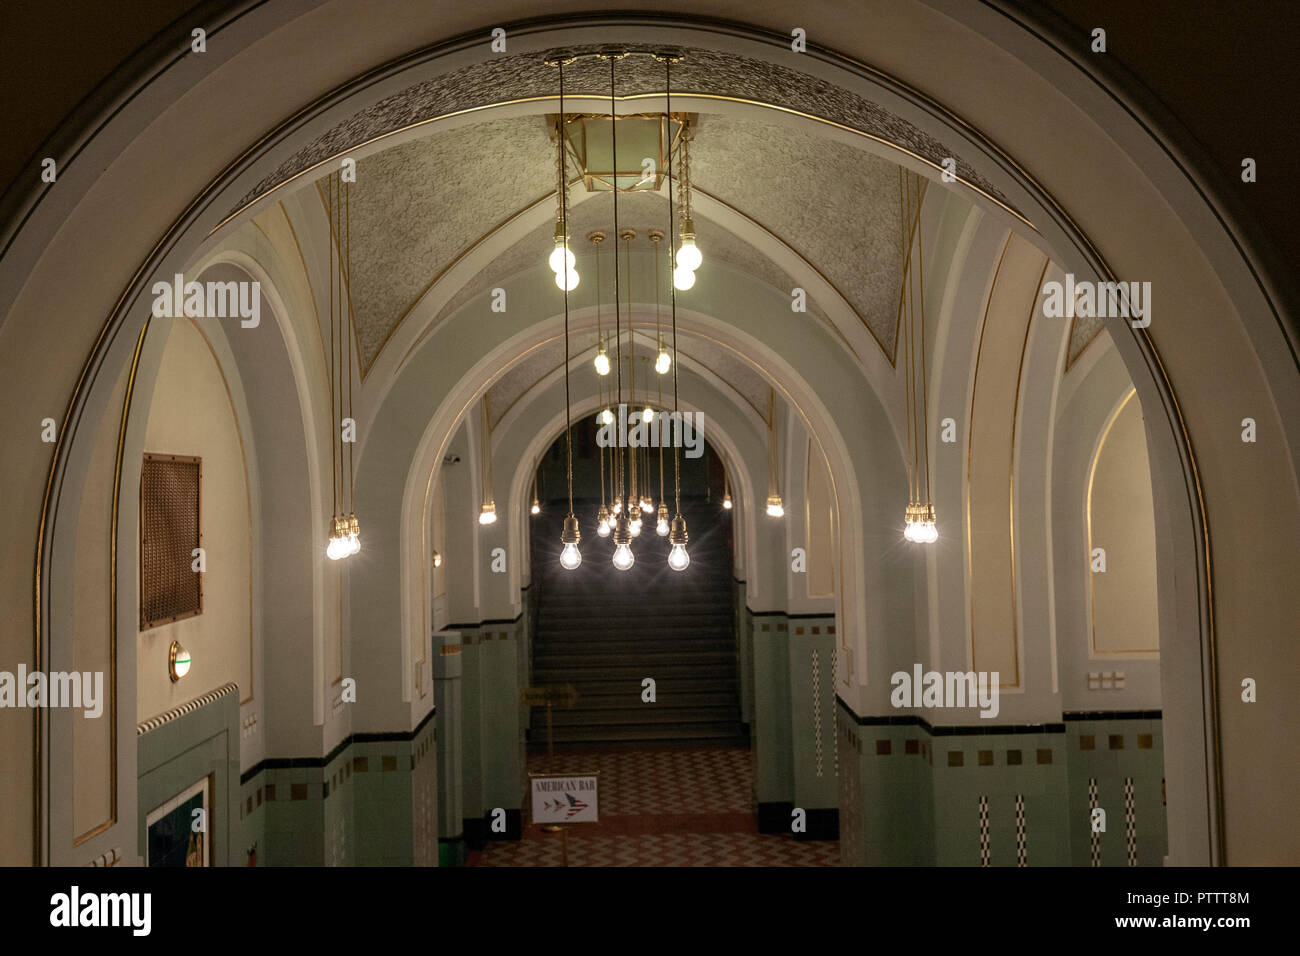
[{"xmin": 542, "ymin": 793, "xmax": 588, "ymax": 818}]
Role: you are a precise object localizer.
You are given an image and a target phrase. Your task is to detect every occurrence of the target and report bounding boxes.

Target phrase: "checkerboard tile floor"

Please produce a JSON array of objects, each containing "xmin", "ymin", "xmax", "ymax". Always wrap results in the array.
[{"xmin": 468, "ymin": 747, "xmax": 840, "ymax": 867}]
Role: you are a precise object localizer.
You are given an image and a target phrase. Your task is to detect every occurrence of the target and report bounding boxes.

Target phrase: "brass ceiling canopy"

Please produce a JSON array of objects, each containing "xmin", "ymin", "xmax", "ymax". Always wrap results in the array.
[{"xmin": 552, "ymin": 112, "xmax": 688, "ymax": 193}]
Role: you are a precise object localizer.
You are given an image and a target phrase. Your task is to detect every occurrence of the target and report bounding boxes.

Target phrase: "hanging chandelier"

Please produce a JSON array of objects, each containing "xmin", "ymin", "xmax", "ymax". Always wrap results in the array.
[
  {"xmin": 899, "ymin": 168, "xmax": 938, "ymax": 544},
  {"xmin": 765, "ymin": 389, "xmax": 784, "ymax": 518},
  {"xmin": 672, "ymin": 119, "xmax": 702, "ymax": 291},
  {"xmin": 325, "ymin": 168, "xmax": 361, "ymax": 560},
  {"xmin": 545, "ymin": 47, "xmax": 691, "ymax": 573},
  {"xmin": 549, "ymin": 51, "xmax": 582, "ymax": 571}
]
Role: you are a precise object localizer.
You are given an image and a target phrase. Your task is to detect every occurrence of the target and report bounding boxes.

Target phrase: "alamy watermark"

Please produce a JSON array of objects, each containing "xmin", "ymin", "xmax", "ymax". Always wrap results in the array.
[
  {"xmin": 597, "ymin": 404, "xmax": 704, "ymax": 459},
  {"xmin": 891, "ymin": 664, "xmax": 1000, "ymax": 718},
  {"xmin": 0, "ymin": 666, "xmax": 104, "ymax": 718},
  {"xmin": 1041, "ymin": 273, "xmax": 1151, "ymax": 328},
  {"xmin": 151, "ymin": 273, "xmax": 260, "ymax": 327}
]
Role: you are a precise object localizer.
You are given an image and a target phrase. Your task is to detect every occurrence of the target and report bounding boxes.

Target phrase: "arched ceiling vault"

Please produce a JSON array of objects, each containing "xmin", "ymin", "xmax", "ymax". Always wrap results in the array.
[{"xmin": 247, "ymin": 42, "xmax": 1043, "ymax": 384}]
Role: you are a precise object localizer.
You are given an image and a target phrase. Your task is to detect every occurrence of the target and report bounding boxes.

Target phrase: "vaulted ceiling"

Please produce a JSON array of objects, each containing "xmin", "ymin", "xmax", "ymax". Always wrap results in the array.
[{"xmin": 244, "ymin": 42, "xmax": 1100, "ymax": 389}]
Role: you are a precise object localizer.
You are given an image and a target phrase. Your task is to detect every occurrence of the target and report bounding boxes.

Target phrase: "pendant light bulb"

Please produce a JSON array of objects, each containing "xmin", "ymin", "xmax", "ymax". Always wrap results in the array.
[
  {"xmin": 555, "ymin": 268, "xmax": 580, "ymax": 292},
  {"xmin": 766, "ymin": 494, "xmax": 785, "ymax": 518},
  {"xmin": 905, "ymin": 503, "xmax": 938, "ymax": 544},
  {"xmin": 346, "ymin": 514, "xmax": 361, "ymax": 555},
  {"xmin": 641, "ymin": 496, "xmax": 654, "ymax": 514},
  {"xmin": 612, "ymin": 515, "xmax": 634, "ymax": 571},
  {"xmin": 642, "ymin": 406, "xmax": 654, "ymax": 424},
  {"xmin": 722, "ymin": 492, "xmax": 733, "ymax": 510},
  {"xmin": 531, "ymin": 499, "xmax": 541, "ymax": 516},
  {"xmin": 667, "ymin": 515, "xmax": 690, "ymax": 571},
  {"xmin": 613, "ymin": 542, "xmax": 635, "ymax": 571},
  {"xmin": 479, "ymin": 501, "xmax": 498, "ymax": 525},
  {"xmin": 326, "ymin": 517, "xmax": 348, "ymax": 560},
  {"xmin": 549, "ymin": 237, "xmax": 575, "ymax": 274},
  {"xmin": 672, "ymin": 266, "xmax": 696, "ymax": 291},
  {"xmin": 655, "ymin": 349, "xmax": 671, "ymax": 375},
  {"xmin": 656, "ymin": 503, "xmax": 670, "ymax": 536},
  {"xmin": 594, "ymin": 346, "xmax": 611, "ymax": 376},
  {"xmin": 675, "ymin": 234, "xmax": 702, "ymax": 272},
  {"xmin": 629, "ymin": 515, "xmax": 643, "ymax": 537},
  {"xmin": 600, "ymin": 408, "xmax": 614, "ymax": 426},
  {"xmin": 559, "ymin": 514, "xmax": 582, "ymax": 570},
  {"xmin": 597, "ymin": 517, "xmax": 611, "ymax": 537}
]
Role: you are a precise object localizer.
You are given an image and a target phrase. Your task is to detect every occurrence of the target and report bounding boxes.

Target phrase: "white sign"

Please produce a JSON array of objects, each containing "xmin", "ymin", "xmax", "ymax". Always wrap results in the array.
[{"xmin": 530, "ymin": 774, "xmax": 599, "ymax": 824}]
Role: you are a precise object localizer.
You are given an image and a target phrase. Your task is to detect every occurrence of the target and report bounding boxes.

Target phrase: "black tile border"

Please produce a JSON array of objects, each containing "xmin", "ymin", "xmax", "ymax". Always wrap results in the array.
[
  {"xmin": 1062, "ymin": 709, "xmax": 1162, "ymax": 721},
  {"xmin": 240, "ymin": 704, "xmax": 436, "ymax": 784},
  {"xmin": 835, "ymin": 695, "xmax": 1065, "ymax": 736}
]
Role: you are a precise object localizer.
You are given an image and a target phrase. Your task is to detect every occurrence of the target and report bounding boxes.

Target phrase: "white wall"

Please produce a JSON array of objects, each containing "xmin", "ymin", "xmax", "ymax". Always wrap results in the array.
[{"xmin": 137, "ymin": 318, "xmax": 253, "ymax": 722}]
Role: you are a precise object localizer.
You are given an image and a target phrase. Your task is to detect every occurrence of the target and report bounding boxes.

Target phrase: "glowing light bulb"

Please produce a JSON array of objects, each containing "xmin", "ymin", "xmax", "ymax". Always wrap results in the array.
[
  {"xmin": 766, "ymin": 496, "xmax": 785, "ymax": 518},
  {"xmin": 594, "ymin": 348, "xmax": 611, "ymax": 376},
  {"xmin": 642, "ymin": 406, "xmax": 654, "ymax": 424},
  {"xmin": 548, "ymin": 239, "xmax": 575, "ymax": 274},
  {"xmin": 668, "ymin": 543, "xmax": 690, "ymax": 571},
  {"xmin": 722, "ymin": 493, "xmax": 733, "ymax": 510},
  {"xmin": 597, "ymin": 517, "xmax": 611, "ymax": 537},
  {"xmin": 531, "ymin": 500, "xmax": 541, "ymax": 516},
  {"xmin": 600, "ymin": 408, "xmax": 614, "ymax": 426},
  {"xmin": 612, "ymin": 542, "xmax": 634, "ymax": 571},
  {"xmin": 656, "ymin": 517, "xmax": 669, "ymax": 536},
  {"xmin": 629, "ymin": 516, "xmax": 643, "ymax": 537},
  {"xmin": 560, "ymin": 542, "xmax": 582, "ymax": 570},
  {"xmin": 347, "ymin": 533, "xmax": 361, "ymax": 556},
  {"xmin": 655, "ymin": 350, "xmax": 671, "ymax": 375},
  {"xmin": 327, "ymin": 536, "xmax": 348, "ymax": 560},
  {"xmin": 641, "ymin": 497, "xmax": 653, "ymax": 514},
  {"xmin": 675, "ymin": 236, "xmax": 702, "ymax": 272},
  {"xmin": 916, "ymin": 521, "xmax": 938, "ymax": 544},
  {"xmin": 672, "ymin": 266, "xmax": 696, "ymax": 291},
  {"xmin": 555, "ymin": 268, "xmax": 580, "ymax": 292},
  {"xmin": 479, "ymin": 503, "xmax": 497, "ymax": 525}
]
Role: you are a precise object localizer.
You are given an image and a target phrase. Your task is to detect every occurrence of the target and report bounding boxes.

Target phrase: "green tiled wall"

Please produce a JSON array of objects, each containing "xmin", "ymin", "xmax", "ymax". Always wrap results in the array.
[
  {"xmin": 836, "ymin": 707, "xmax": 1167, "ymax": 867},
  {"xmin": 1066, "ymin": 717, "xmax": 1167, "ymax": 866},
  {"xmin": 137, "ymin": 686, "xmax": 240, "ymax": 868}
]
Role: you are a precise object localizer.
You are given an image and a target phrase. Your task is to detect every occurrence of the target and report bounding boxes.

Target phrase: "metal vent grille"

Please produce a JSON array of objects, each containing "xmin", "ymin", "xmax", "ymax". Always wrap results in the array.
[{"xmin": 140, "ymin": 453, "xmax": 202, "ymax": 629}]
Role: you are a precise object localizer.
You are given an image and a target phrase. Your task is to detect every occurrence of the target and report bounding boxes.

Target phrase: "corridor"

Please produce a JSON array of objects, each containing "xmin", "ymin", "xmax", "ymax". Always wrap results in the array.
[{"xmin": 469, "ymin": 747, "xmax": 839, "ymax": 867}]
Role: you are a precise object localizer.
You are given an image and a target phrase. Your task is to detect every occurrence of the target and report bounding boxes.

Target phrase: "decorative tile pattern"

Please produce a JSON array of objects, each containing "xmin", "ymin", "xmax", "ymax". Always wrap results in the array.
[
  {"xmin": 1124, "ymin": 777, "xmax": 1137, "ymax": 867},
  {"xmin": 1088, "ymin": 777, "xmax": 1101, "ymax": 867},
  {"xmin": 830, "ymin": 651, "xmax": 839, "ymax": 777},
  {"xmin": 472, "ymin": 830, "xmax": 840, "ymax": 867},
  {"xmin": 978, "ymin": 796, "xmax": 990, "ymax": 867},
  {"xmin": 470, "ymin": 747, "xmax": 837, "ymax": 867},
  {"xmin": 812, "ymin": 649, "xmax": 823, "ymax": 778},
  {"xmin": 1015, "ymin": 794, "xmax": 1027, "ymax": 867}
]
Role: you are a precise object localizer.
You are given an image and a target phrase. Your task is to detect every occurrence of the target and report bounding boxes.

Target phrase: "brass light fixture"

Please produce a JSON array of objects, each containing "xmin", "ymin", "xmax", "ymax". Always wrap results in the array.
[
  {"xmin": 549, "ymin": 52, "xmax": 582, "ymax": 571},
  {"xmin": 168, "ymin": 640, "xmax": 192, "ymax": 682},
  {"xmin": 663, "ymin": 53, "xmax": 690, "ymax": 571},
  {"xmin": 765, "ymin": 390, "xmax": 784, "ymax": 518},
  {"xmin": 325, "ymin": 169, "xmax": 361, "ymax": 559},
  {"xmin": 478, "ymin": 401, "xmax": 497, "ymax": 526},
  {"xmin": 899, "ymin": 168, "xmax": 937, "ymax": 544},
  {"xmin": 541, "ymin": 47, "xmax": 693, "ymax": 572},
  {"xmin": 548, "ymin": 111, "xmax": 579, "ymax": 292},
  {"xmin": 672, "ymin": 118, "xmax": 702, "ymax": 291}
]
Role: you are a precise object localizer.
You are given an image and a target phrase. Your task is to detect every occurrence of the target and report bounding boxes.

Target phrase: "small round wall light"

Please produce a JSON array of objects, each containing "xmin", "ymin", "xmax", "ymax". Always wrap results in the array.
[{"xmin": 169, "ymin": 640, "xmax": 192, "ymax": 682}]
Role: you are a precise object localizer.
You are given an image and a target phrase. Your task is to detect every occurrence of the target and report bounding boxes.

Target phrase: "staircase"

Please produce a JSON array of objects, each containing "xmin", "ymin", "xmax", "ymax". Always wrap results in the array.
[{"xmin": 528, "ymin": 497, "xmax": 746, "ymax": 748}]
